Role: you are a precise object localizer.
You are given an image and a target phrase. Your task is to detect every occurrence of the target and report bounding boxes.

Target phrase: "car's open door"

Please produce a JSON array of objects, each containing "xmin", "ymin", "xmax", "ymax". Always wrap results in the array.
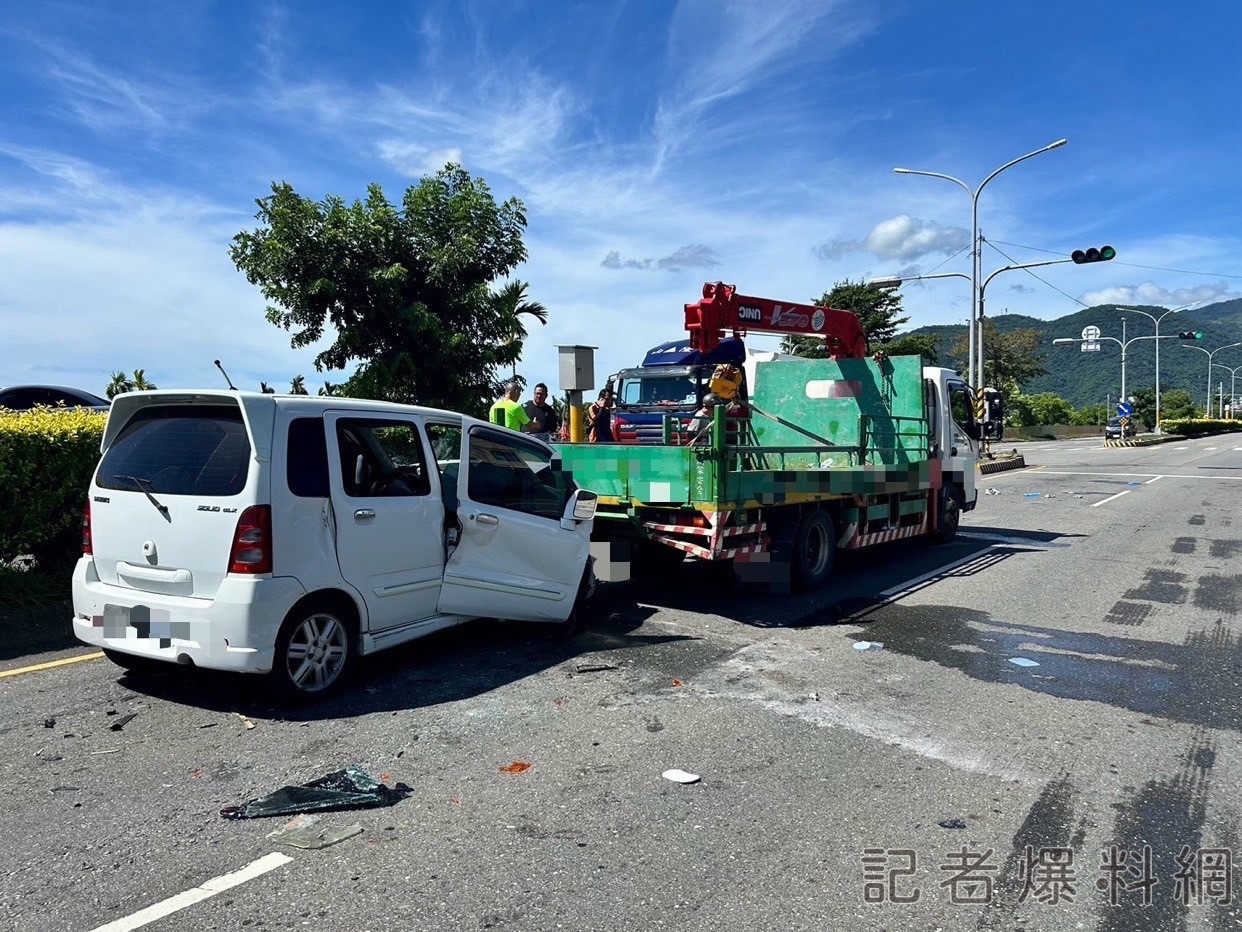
[{"xmin": 437, "ymin": 423, "xmax": 592, "ymax": 622}]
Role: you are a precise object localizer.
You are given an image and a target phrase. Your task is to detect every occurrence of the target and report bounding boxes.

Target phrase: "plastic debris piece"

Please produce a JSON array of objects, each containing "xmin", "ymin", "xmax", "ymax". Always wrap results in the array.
[
  {"xmin": 106, "ymin": 709, "xmax": 118, "ymax": 716},
  {"xmin": 50, "ymin": 785, "xmax": 80, "ymax": 795},
  {"xmin": 984, "ymin": 488, "xmax": 1001, "ymax": 495},
  {"xmin": 35, "ymin": 748, "xmax": 64, "ymax": 762},
  {"xmin": 1023, "ymin": 492, "xmax": 1041, "ymax": 498},
  {"xmin": 269, "ymin": 818, "xmax": 363, "ymax": 850},
  {"xmin": 90, "ymin": 749, "xmax": 120, "ymax": 755},
  {"xmin": 671, "ymin": 679, "xmax": 683, "ymax": 687},
  {"xmin": 1008, "ymin": 657, "xmax": 1040, "ymax": 668},
  {"xmin": 810, "ymin": 691, "xmax": 820, "ymax": 701},
  {"xmin": 109, "ymin": 713, "xmax": 137, "ymax": 732},
  {"xmin": 938, "ymin": 818, "xmax": 967, "ymax": 830},
  {"xmin": 234, "ymin": 712, "xmax": 255, "ymax": 730},
  {"xmin": 1127, "ymin": 481, "xmax": 1142, "ymax": 487},
  {"xmin": 853, "ymin": 641, "xmax": 884, "ymax": 651},
  {"xmin": 199, "ymin": 723, "xmax": 217, "ymax": 729},
  {"xmin": 662, "ymin": 769, "xmax": 701, "ymax": 784},
  {"xmin": 43, "ymin": 718, "xmax": 56, "ymax": 728},
  {"xmin": 219, "ymin": 765, "xmax": 412, "ymax": 820},
  {"xmin": 499, "ymin": 761, "xmax": 532, "ymax": 774},
  {"xmin": 576, "ymin": 663, "xmax": 617, "ymax": 673},
  {"xmin": 1044, "ymin": 494, "xmax": 1053, "ymax": 498}
]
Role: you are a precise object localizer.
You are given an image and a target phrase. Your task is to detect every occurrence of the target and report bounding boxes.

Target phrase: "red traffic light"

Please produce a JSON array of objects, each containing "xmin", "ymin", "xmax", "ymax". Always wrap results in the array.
[{"xmin": 1071, "ymin": 245, "xmax": 1116, "ymax": 264}]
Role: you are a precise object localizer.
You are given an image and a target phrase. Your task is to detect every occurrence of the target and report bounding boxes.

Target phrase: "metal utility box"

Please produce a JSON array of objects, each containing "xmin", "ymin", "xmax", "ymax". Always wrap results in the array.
[{"xmin": 557, "ymin": 345, "xmax": 597, "ymax": 392}]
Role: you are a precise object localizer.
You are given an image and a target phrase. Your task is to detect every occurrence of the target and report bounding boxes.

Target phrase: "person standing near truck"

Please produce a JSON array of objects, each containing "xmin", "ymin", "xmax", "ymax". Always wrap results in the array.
[
  {"xmin": 587, "ymin": 388, "xmax": 616, "ymax": 443},
  {"xmin": 489, "ymin": 382, "xmax": 532, "ymax": 433},
  {"xmin": 523, "ymin": 383, "xmax": 559, "ymax": 443}
]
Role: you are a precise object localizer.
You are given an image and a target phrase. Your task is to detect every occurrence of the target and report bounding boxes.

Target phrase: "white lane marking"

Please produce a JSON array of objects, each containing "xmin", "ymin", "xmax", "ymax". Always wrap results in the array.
[
  {"xmin": 88, "ymin": 852, "xmax": 293, "ymax": 932},
  {"xmin": 1145, "ymin": 475, "xmax": 1165, "ymax": 484},
  {"xmin": 1235, "ymin": 447, "xmax": 1242, "ymax": 452},
  {"xmin": 1036, "ymin": 470, "xmax": 1240, "ymax": 481},
  {"xmin": 1203, "ymin": 446, "xmax": 1218, "ymax": 451},
  {"xmin": 1091, "ymin": 489, "xmax": 1133, "ymax": 508},
  {"xmin": 1174, "ymin": 446, "xmax": 1189, "ymax": 450},
  {"xmin": 879, "ymin": 546, "xmax": 1003, "ymax": 598}
]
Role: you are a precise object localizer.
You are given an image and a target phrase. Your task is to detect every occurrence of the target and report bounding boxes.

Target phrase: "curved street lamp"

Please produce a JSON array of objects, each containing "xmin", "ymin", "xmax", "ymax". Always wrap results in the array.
[
  {"xmin": 1113, "ymin": 302, "xmax": 1204, "ymax": 433},
  {"xmin": 1185, "ymin": 342, "xmax": 1242, "ymax": 416},
  {"xmin": 894, "ymin": 138, "xmax": 1067, "ymax": 390}
]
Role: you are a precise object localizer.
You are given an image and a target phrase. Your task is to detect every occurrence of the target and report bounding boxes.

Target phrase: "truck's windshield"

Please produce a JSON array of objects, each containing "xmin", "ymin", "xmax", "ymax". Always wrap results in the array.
[{"xmin": 617, "ymin": 373, "xmax": 699, "ymax": 407}]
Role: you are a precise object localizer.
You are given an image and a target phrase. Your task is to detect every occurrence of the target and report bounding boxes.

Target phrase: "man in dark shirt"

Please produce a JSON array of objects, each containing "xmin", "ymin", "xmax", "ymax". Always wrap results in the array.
[{"xmin": 523, "ymin": 383, "xmax": 560, "ymax": 443}]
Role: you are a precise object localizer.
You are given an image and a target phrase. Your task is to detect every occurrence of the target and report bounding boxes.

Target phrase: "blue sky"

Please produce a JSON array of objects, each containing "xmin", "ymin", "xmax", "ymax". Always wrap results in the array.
[{"xmin": 2, "ymin": 1, "xmax": 1240, "ymax": 397}]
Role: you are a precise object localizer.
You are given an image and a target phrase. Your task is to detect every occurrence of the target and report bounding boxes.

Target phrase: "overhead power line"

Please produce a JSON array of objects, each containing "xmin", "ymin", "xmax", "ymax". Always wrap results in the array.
[{"xmin": 987, "ymin": 240, "xmax": 1242, "ymax": 280}]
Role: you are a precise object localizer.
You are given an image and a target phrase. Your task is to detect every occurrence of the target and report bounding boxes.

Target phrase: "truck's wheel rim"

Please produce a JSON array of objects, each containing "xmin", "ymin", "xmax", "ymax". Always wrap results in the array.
[
  {"xmin": 285, "ymin": 613, "xmax": 348, "ymax": 692},
  {"xmin": 806, "ymin": 521, "xmax": 830, "ymax": 576}
]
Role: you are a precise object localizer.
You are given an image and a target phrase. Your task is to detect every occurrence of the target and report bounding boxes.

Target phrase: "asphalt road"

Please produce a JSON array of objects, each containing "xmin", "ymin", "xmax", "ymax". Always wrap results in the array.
[{"xmin": 3, "ymin": 434, "xmax": 1241, "ymax": 932}]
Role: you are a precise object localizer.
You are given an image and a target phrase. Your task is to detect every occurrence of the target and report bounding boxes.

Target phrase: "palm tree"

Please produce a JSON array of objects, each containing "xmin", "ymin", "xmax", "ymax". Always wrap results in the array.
[
  {"xmin": 131, "ymin": 369, "xmax": 157, "ymax": 391},
  {"xmin": 105, "ymin": 371, "xmax": 134, "ymax": 399},
  {"xmin": 493, "ymin": 280, "xmax": 548, "ymax": 379},
  {"xmin": 289, "ymin": 375, "xmax": 309, "ymax": 395}
]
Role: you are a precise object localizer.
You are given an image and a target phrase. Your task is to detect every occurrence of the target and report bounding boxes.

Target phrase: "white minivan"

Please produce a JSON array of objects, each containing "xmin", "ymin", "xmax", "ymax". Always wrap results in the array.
[{"xmin": 72, "ymin": 391, "xmax": 597, "ymax": 698}]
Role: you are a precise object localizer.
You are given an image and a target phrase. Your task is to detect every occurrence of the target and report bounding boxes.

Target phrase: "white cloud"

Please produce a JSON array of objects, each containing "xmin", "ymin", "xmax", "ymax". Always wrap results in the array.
[
  {"xmin": 1079, "ymin": 281, "xmax": 1240, "ymax": 309},
  {"xmin": 863, "ymin": 215, "xmax": 969, "ymax": 260},
  {"xmin": 601, "ymin": 244, "xmax": 720, "ymax": 272},
  {"xmin": 814, "ymin": 215, "xmax": 968, "ymax": 263}
]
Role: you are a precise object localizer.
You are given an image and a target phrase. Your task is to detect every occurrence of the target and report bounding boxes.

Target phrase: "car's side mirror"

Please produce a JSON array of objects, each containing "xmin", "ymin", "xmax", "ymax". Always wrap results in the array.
[{"xmin": 562, "ymin": 488, "xmax": 598, "ymax": 529}]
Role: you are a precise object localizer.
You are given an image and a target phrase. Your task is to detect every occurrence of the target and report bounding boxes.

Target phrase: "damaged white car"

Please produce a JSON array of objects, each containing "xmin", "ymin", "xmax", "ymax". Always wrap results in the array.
[{"xmin": 72, "ymin": 391, "xmax": 597, "ymax": 699}]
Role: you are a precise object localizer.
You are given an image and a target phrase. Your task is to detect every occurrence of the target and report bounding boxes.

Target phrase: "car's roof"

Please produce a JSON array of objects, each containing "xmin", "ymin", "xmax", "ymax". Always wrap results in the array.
[{"xmin": 0, "ymin": 384, "xmax": 110, "ymax": 405}]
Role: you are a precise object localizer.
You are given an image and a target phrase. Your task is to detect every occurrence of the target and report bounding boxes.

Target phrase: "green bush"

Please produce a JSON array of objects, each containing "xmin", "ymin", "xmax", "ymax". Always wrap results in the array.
[
  {"xmin": 0, "ymin": 407, "xmax": 106, "ymax": 564},
  {"xmin": 1158, "ymin": 418, "xmax": 1240, "ymax": 438}
]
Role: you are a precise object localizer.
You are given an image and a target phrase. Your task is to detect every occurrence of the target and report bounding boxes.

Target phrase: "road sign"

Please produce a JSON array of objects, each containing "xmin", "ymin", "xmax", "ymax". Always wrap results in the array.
[
  {"xmin": 1081, "ymin": 325, "xmax": 1101, "ymax": 353},
  {"xmin": 1117, "ymin": 402, "xmax": 1133, "ymax": 416}
]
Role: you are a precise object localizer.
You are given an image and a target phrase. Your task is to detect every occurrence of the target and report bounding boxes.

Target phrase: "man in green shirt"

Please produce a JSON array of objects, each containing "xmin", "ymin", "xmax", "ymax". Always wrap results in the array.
[{"xmin": 489, "ymin": 382, "xmax": 533, "ymax": 433}]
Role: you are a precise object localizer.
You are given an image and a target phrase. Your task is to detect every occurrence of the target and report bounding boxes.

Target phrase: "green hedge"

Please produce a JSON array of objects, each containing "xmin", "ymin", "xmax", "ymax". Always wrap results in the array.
[
  {"xmin": 0, "ymin": 407, "xmax": 106, "ymax": 564},
  {"xmin": 1158, "ymin": 418, "xmax": 1241, "ymax": 438}
]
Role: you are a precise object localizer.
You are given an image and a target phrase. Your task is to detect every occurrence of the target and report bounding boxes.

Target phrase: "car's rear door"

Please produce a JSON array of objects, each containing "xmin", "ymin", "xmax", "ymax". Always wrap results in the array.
[{"xmin": 324, "ymin": 412, "xmax": 445, "ymax": 632}]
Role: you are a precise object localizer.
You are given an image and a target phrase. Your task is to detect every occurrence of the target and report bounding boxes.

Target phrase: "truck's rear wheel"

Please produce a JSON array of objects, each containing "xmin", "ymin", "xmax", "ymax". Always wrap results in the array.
[{"xmin": 793, "ymin": 510, "xmax": 836, "ymax": 591}]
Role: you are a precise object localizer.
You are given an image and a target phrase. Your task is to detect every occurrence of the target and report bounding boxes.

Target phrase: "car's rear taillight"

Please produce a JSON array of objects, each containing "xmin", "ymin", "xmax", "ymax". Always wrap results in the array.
[
  {"xmin": 82, "ymin": 499, "xmax": 93, "ymax": 555},
  {"xmin": 228, "ymin": 505, "xmax": 273, "ymax": 574}
]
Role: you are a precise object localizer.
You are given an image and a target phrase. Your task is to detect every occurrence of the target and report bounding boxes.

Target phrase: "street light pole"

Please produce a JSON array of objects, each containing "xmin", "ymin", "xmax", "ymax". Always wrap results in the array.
[
  {"xmin": 894, "ymin": 138, "xmax": 1067, "ymax": 391},
  {"xmin": 1212, "ymin": 364, "xmax": 1242, "ymax": 419},
  {"xmin": 1114, "ymin": 302, "xmax": 1204, "ymax": 432},
  {"xmin": 1054, "ymin": 329, "xmax": 1183, "ymax": 430},
  {"xmin": 1185, "ymin": 343, "xmax": 1242, "ymax": 416}
]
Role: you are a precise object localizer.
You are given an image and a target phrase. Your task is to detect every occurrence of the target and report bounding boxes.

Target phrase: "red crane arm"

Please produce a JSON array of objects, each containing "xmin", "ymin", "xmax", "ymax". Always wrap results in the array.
[{"xmin": 683, "ymin": 282, "xmax": 868, "ymax": 360}]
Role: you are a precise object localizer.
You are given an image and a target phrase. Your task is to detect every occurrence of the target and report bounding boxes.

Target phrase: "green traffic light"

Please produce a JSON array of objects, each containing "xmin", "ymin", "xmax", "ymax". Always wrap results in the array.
[{"xmin": 1099, "ymin": 245, "xmax": 1116, "ymax": 261}]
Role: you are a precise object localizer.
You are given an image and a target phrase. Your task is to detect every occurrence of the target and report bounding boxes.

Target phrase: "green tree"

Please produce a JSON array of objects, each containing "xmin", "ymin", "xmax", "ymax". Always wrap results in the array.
[
  {"xmin": 131, "ymin": 369, "xmax": 158, "ymax": 391},
  {"xmin": 1071, "ymin": 403, "xmax": 1107, "ymax": 426},
  {"xmin": 1159, "ymin": 389, "xmax": 1198, "ymax": 421},
  {"xmin": 493, "ymin": 279, "xmax": 548, "ymax": 380},
  {"xmin": 954, "ymin": 321, "xmax": 1048, "ymax": 396},
  {"xmin": 289, "ymin": 375, "xmax": 309, "ymax": 395},
  {"xmin": 105, "ymin": 371, "xmax": 134, "ymax": 399},
  {"xmin": 1009, "ymin": 392, "xmax": 1075, "ymax": 427},
  {"xmin": 230, "ymin": 164, "xmax": 531, "ymax": 417},
  {"xmin": 882, "ymin": 333, "xmax": 939, "ymax": 363},
  {"xmin": 259, "ymin": 382, "xmax": 277, "ymax": 394},
  {"xmin": 780, "ymin": 279, "xmax": 908, "ymax": 357},
  {"xmin": 1131, "ymin": 387, "xmax": 1157, "ymax": 431}
]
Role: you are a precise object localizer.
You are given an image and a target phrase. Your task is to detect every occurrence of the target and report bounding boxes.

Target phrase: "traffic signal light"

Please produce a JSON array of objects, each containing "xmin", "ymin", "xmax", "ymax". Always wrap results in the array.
[
  {"xmin": 1178, "ymin": 330, "xmax": 1204, "ymax": 340},
  {"xmin": 1071, "ymin": 245, "xmax": 1117, "ymax": 264}
]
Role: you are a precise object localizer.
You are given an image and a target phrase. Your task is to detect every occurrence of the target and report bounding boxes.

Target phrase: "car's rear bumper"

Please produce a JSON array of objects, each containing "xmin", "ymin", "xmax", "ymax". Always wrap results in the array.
[{"xmin": 71, "ymin": 557, "xmax": 305, "ymax": 673}]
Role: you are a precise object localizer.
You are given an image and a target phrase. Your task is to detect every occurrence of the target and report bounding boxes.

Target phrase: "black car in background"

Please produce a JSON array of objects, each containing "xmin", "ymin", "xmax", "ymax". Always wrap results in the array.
[
  {"xmin": 0, "ymin": 385, "xmax": 110, "ymax": 411},
  {"xmin": 1104, "ymin": 416, "xmax": 1132, "ymax": 440}
]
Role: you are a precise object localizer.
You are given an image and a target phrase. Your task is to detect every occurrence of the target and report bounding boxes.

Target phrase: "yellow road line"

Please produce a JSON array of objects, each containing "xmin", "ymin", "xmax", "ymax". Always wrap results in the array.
[{"xmin": 0, "ymin": 652, "xmax": 104, "ymax": 679}]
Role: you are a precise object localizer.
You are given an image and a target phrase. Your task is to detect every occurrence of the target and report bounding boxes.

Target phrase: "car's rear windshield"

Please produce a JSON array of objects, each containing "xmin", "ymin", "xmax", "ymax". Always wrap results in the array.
[{"xmin": 97, "ymin": 404, "xmax": 251, "ymax": 496}]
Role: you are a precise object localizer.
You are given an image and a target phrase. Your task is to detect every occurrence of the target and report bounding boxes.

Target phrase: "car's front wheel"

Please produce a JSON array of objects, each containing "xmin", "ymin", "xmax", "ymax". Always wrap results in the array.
[{"xmin": 270, "ymin": 597, "xmax": 357, "ymax": 701}]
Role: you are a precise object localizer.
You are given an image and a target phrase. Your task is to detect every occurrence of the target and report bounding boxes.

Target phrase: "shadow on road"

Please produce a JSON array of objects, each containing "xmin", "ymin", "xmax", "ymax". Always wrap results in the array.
[{"xmin": 109, "ymin": 605, "xmax": 690, "ymax": 721}]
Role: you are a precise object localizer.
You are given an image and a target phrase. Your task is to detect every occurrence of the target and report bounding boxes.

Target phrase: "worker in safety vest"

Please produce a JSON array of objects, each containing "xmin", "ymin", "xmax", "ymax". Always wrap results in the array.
[{"xmin": 489, "ymin": 382, "xmax": 533, "ymax": 433}]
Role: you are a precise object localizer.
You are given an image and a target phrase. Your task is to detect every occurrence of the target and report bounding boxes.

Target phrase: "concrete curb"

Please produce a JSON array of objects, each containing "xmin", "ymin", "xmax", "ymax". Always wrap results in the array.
[{"xmin": 978, "ymin": 455, "xmax": 1027, "ymax": 475}]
